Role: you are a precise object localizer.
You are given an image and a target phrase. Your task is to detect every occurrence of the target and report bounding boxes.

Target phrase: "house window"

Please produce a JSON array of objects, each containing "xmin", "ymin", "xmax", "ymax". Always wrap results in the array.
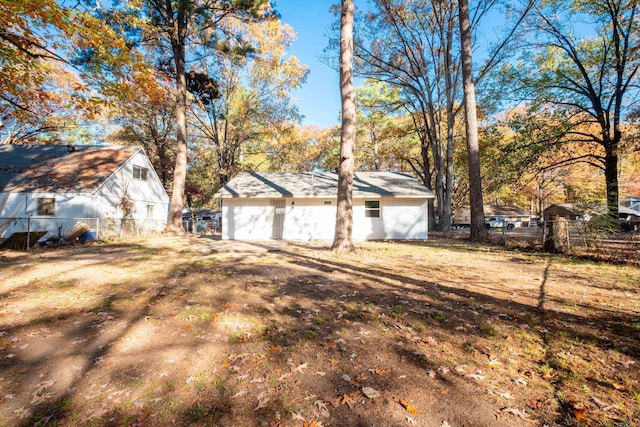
[
  {"xmin": 37, "ymin": 198, "xmax": 55, "ymax": 216},
  {"xmin": 133, "ymin": 165, "xmax": 148, "ymax": 181},
  {"xmin": 365, "ymin": 200, "xmax": 380, "ymax": 218},
  {"xmin": 324, "ymin": 201, "xmax": 332, "ymax": 205},
  {"xmin": 146, "ymin": 204, "xmax": 154, "ymax": 219}
]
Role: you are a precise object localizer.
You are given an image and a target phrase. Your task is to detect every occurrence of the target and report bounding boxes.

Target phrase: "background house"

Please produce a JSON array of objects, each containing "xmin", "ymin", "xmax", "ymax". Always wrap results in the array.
[
  {"xmin": 620, "ymin": 196, "xmax": 640, "ymax": 212},
  {"xmin": 0, "ymin": 144, "xmax": 169, "ymax": 242},
  {"xmin": 453, "ymin": 205, "xmax": 535, "ymax": 228},
  {"xmin": 215, "ymin": 171, "xmax": 435, "ymax": 241},
  {"xmin": 542, "ymin": 204, "xmax": 589, "ymax": 221}
]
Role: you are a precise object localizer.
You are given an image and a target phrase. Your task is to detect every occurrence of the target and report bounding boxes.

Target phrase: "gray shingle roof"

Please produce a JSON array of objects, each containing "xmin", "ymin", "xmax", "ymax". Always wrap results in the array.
[
  {"xmin": 0, "ymin": 144, "xmax": 138, "ymax": 193},
  {"xmin": 215, "ymin": 172, "xmax": 435, "ymax": 199}
]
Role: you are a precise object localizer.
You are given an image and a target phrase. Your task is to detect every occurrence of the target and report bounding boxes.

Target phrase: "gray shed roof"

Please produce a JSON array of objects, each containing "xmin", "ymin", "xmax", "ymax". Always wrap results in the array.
[{"xmin": 215, "ymin": 172, "xmax": 435, "ymax": 199}]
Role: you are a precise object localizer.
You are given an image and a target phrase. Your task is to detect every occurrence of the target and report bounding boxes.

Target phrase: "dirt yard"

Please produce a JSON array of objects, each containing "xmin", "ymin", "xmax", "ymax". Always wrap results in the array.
[{"xmin": 0, "ymin": 235, "xmax": 638, "ymax": 426}]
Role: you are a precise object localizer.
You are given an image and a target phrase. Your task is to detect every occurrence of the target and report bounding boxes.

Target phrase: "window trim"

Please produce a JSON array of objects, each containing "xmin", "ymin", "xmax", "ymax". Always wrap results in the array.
[
  {"xmin": 364, "ymin": 200, "xmax": 380, "ymax": 218},
  {"xmin": 37, "ymin": 197, "xmax": 55, "ymax": 216},
  {"xmin": 133, "ymin": 165, "xmax": 148, "ymax": 181}
]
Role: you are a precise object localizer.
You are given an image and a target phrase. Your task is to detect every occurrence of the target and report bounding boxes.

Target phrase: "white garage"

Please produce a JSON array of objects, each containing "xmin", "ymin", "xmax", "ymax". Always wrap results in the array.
[{"xmin": 215, "ymin": 172, "xmax": 435, "ymax": 241}]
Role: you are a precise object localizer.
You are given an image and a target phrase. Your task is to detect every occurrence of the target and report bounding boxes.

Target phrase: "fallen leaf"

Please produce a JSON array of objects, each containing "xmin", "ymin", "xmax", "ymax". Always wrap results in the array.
[
  {"xmin": 487, "ymin": 359, "xmax": 502, "ymax": 369},
  {"xmin": 466, "ymin": 374, "xmax": 485, "ymax": 381},
  {"xmin": 498, "ymin": 392, "xmax": 514, "ymax": 400},
  {"xmin": 341, "ymin": 374, "xmax": 352, "ymax": 383},
  {"xmin": 362, "ymin": 387, "xmax": 380, "ymax": 399},
  {"xmin": 426, "ymin": 369, "xmax": 436, "ymax": 379},
  {"xmin": 400, "ymin": 399, "xmax": 418, "ymax": 415},
  {"xmin": 314, "ymin": 399, "xmax": 330, "ymax": 418},
  {"xmin": 291, "ymin": 412, "xmax": 305, "ymax": 421},
  {"xmin": 372, "ymin": 368, "xmax": 390, "ymax": 375},
  {"xmin": 574, "ymin": 408, "xmax": 592, "ymax": 423},
  {"xmin": 406, "ymin": 415, "xmax": 417, "ymax": 424},
  {"xmin": 440, "ymin": 389, "xmax": 449, "ymax": 395},
  {"xmin": 341, "ymin": 394, "xmax": 355, "ymax": 409},
  {"xmin": 501, "ymin": 407, "xmax": 530, "ymax": 419},
  {"xmin": 269, "ymin": 345, "xmax": 282, "ymax": 352},
  {"xmin": 232, "ymin": 390, "xmax": 247, "ymax": 398},
  {"xmin": 253, "ymin": 395, "xmax": 270, "ymax": 411},
  {"xmin": 441, "ymin": 422, "xmax": 451, "ymax": 427},
  {"xmin": 293, "ymin": 363, "xmax": 308, "ymax": 374},
  {"xmin": 512, "ymin": 377, "xmax": 528, "ymax": 386}
]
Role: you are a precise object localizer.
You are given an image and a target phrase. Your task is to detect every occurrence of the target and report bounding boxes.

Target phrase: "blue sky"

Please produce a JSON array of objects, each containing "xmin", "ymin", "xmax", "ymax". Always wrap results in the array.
[
  {"xmin": 274, "ymin": 1, "xmax": 502, "ymax": 129},
  {"xmin": 276, "ymin": 1, "xmax": 341, "ymax": 129}
]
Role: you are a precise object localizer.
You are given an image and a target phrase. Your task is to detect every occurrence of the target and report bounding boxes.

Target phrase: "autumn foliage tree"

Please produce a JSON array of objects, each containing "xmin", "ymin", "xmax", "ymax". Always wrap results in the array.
[
  {"xmin": 0, "ymin": 0, "xmax": 126, "ymax": 144},
  {"xmin": 188, "ymin": 16, "xmax": 307, "ymax": 189},
  {"xmin": 500, "ymin": 0, "xmax": 640, "ymax": 217}
]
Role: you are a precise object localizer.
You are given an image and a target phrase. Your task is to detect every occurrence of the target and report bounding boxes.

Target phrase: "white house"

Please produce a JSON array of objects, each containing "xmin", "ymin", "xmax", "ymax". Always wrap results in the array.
[
  {"xmin": 215, "ymin": 171, "xmax": 435, "ymax": 241},
  {"xmin": 0, "ymin": 144, "xmax": 169, "ymax": 241}
]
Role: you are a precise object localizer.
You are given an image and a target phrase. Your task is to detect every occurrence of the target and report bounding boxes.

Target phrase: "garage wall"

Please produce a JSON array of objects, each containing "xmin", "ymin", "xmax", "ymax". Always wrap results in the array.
[
  {"xmin": 352, "ymin": 198, "xmax": 428, "ymax": 240},
  {"xmin": 284, "ymin": 198, "xmax": 336, "ymax": 240},
  {"xmin": 222, "ymin": 197, "xmax": 429, "ymax": 241},
  {"xmin": 221, "ymin": 198, "xmax": 274, "ymax": 240}
]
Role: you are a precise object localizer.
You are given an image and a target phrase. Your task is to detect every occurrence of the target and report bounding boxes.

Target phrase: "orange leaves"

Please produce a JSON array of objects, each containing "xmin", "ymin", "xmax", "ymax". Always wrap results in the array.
[
  {"xmin": 573, "ymin": 408, "xmax": 592, "ymax": 424},
  {"xmin": 400, "ymin": 399, "xmax": 418, "ymax": 415},
  {"xmin": 340, "ymin": 393, "xmax": 356, "ymax": 409}
]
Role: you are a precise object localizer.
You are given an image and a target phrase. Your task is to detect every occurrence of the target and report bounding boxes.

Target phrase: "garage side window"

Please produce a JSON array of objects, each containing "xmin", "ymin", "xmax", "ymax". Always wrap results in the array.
[
  {"xmin": 133, "ymin": 165, "xmax": 148, "ymax": 181},
  {"xmin": 364, "ymin": 200, "xmax": 380, "ymax": 218},
  {"xmin": 37, "ymin": 198, "xmax": 55, "ymax": 216}
]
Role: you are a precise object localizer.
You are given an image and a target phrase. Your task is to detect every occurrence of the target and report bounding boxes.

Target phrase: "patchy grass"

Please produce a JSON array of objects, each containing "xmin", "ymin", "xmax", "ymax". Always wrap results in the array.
[{"xmin": 0, "ymin": 235, "xmax": 638, "ymax": 426}]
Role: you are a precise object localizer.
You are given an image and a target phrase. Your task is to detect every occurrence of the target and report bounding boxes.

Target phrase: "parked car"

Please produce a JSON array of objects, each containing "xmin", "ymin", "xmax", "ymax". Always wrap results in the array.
[{"xmin": 484, "ymin": 216, "xmax": 515, "ymax": 230}]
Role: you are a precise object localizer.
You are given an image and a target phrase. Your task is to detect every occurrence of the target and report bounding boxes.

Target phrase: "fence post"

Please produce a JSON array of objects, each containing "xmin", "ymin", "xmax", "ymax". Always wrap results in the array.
[
  {"xmin": 26, "ymin": 215, "xmax": 31, "ymax": 251},
  {"xmin": 565, "ymin": 220, "xmax": 571, "ymax": 252}
]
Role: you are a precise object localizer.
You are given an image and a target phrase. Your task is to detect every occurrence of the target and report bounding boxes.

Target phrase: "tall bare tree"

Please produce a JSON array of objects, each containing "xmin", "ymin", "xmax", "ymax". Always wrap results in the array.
[
  {"xmin": 332, "ymin": 0, "xmax": 356, "ymax": 254},
  {"xmin": 459, "ymin": 0, "xmax": 487, "ymax": 241},
  {"xmin": 140, "ymin": 0, "xmax": 271, "ymax": 232}
]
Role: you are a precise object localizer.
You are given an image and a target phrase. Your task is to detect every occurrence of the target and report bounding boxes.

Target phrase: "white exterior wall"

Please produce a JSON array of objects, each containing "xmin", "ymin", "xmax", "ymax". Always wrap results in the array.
[
  {"xmin": 94, "ymin": 151, "xmax": 169, "ymax": 224},
  {"xmin": 352, "ymin": 198, "xmax": 428, "ymax": 240},
  {"xmin": 221, "ymin": 197, "xmax": 429, "ymax": 241},
  {"xmin": 0, "ymin": 192, "xmax": 97, "ymax": 239},
  {"xmin": 284, "ymin": 198, "xmax": 336, "ymax": 240},
  {"xmin": 221, "ymin": 198, "xmax": 275, "ymax": 240}
]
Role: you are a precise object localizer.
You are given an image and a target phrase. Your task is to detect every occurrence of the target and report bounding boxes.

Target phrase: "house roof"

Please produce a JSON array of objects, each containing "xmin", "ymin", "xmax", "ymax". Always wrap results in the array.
[
  {"xmin": 484, "ymin": 205, "xmax": 532, "ymax": 216},
  {"xmin": 0, "ymin": 144, "xmax": 140, "ymax": 193},
  {"xmin": 215, "ymin": 172, "xmax": 435, "ymax": 199},
  {"xmin": 619, "ymin": 206, "xmax": 640, "ymax": 218}
]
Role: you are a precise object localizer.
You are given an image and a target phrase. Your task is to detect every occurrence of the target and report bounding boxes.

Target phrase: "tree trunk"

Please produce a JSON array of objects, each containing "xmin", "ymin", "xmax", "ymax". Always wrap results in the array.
[
  {"xmin": 166, "ymin": 8, "xmax": 188, "ymax": 233},
  {"xmin": 458, "ymin": 0, "xmax": 486, "ymax": 242},
  {"xmin": 604, "ymin": 142, "xmax": 619, "ymax": 218},
  {"xmin": 331, "ymin": 0, "xmax": 356, "ymax": 254}
]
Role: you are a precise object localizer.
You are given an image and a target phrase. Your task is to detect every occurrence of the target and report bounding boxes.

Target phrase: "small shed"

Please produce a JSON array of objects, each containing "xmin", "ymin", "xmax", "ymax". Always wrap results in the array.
[
  {"xmin": 215, "ymin": 171, "xmax": 435, "ymax": 241},
  {"xmin": 0, "ymin": 144, "xmax": 169, "ymax": 241}
]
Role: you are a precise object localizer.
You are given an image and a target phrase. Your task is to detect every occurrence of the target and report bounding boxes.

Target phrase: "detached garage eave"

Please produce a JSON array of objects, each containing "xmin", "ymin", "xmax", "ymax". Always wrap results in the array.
[{"xmin": 215, "ymin": 193, "xmax": 435, "ymax": 199}]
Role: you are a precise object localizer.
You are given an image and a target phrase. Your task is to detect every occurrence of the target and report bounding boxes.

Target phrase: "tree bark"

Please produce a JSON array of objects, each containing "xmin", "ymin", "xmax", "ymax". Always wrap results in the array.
[
  {"xmin": 165, "ymin": 4, "xmax": 189, "ymax": 233},
  {"xmin": 458, "ymin": 0, "xmax": 486, "ymax": 242},
  {"xmin": 331, "ymin": 0, "xmax": 356, "ymax": 254}
]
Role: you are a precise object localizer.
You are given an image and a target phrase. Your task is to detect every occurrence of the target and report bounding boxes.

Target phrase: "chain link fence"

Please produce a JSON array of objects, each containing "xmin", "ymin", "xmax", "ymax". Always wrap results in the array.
[
  {"xmin": 0, "ymin": 217, "xmax": 167, "ymax": 250},
  {"xmin": 436, "ymin": 217, "xmax": 639, "ymax": 263}
]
